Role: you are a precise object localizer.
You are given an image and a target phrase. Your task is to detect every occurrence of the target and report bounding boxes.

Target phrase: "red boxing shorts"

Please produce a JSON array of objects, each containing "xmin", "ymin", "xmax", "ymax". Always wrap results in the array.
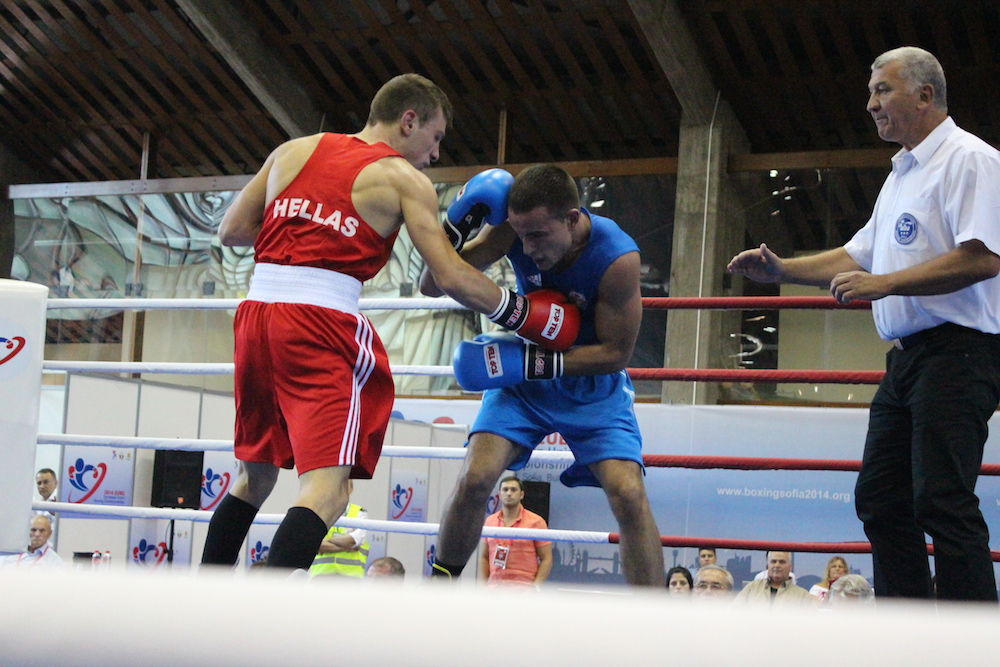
[{"xmin": 233, "ymin": 300, "xmax": 394, "ymax": 477}]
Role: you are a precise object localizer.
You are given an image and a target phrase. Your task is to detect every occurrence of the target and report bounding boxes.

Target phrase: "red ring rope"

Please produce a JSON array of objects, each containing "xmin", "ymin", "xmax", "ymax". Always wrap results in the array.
[
  {"xmin": 640, "ymin": 296, "xmax": 871, "ymax": 310},
  {"xmin": 607, "ymin": 535, "xmax": 1000, "ymax": 561},
  {"xmin": 626, "ymin": 368, "xmax": 884, "ymax": 384},
  {"xmin": 640, "ymin": 454, "xmax": 1000, "ymax": 476}
]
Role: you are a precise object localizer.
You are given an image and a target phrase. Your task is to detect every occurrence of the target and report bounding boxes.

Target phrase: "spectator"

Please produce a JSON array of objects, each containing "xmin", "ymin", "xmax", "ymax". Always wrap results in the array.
[
  {"xmin": 734, "ymin": 551, "xmax": 814, "ymax": 607},
  {"xmin": 754, "ymin": 562, "xmax": 796, "ymax": 586},
  {"xmin": 829, "ymin": 574, "xmax": 875, "ymax": 606},
  {"xmin": 33, "ymin": 468, "xmax": 59, "ymax": 536},
  {"xmin": 1, "ymin": 515, "xmax": 63, "ymax": 569},
  {"xmin": 479, "ymin": 476, "xmax": 552, "ymax": 590},
  {"xmin": 309, "ymin": 480, "xmax": 369, "ymax": 578},
  {"xmin": 697, "ymin": 547, "xmax": 717, "ymax": 569},
  {"xmin": 667, "ymin": 566, "xmax": 693, "ymax": 596},
  {"xmin": 810, "ymin": 556, "xmax": 849, "ymax": 601},
  {"xmin": 36, "ymin": 468, "xmax": 58, "ymax": 502},
  {"xmin": 693, "ymin": 564, "xmax": 735, "ymax": 601},
  {"xmin": 367, "ymin": 556, "xmax": 405, "ymax": 580}
]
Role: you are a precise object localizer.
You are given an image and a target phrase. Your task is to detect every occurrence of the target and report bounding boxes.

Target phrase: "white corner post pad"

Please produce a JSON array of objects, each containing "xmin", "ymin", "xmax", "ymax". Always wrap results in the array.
[{"xmin": 0, "ymin": 279, "xmax": 48, "ymax": 552}]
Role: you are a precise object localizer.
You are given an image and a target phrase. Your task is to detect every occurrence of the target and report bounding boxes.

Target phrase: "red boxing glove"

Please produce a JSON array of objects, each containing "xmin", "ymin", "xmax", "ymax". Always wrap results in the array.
[{"xmin": 487, "ymin": 288, "xmax": 580, "ymax": 351}]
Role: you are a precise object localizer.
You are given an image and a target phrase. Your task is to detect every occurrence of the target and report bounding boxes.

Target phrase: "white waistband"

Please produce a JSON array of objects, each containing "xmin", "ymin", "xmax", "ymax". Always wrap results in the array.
[{"xmin": 246, "ymin": 263, "xmax": 362, "ymax": 314}]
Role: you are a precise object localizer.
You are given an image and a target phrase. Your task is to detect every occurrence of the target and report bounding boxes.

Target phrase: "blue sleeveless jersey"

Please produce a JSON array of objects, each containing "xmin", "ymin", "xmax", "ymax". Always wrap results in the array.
[{"xmin": 471, "ymin": 210, "xmax": 644, "ymax": 488}]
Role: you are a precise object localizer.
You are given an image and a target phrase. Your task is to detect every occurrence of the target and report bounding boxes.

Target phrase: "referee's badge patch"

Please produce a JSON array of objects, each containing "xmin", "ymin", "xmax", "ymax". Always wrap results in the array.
[{"xmin": 894, "ymin": 212, "xmax": 918, "ymax": 245}]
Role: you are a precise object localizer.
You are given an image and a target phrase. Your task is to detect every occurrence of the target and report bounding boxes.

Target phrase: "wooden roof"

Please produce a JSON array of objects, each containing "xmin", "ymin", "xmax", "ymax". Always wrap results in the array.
[{"xmin": 1, "ymin": 0, "xmax": 997, "ymax": 252}]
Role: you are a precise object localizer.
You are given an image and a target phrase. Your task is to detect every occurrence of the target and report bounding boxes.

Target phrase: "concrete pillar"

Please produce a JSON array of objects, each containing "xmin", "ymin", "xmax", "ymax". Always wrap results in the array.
[{"xmin": 663, "ymin": 102, "xmax": 749, "ymax": 404}]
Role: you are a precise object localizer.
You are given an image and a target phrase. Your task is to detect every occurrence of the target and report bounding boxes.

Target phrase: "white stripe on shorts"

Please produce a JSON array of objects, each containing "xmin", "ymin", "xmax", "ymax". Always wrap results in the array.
[{"xmin": 340, "ymin": 315, "xmax": 376, "ymax": 466}]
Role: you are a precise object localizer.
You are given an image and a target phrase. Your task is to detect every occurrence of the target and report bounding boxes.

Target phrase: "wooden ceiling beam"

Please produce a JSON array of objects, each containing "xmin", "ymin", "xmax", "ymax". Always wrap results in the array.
[
  {"xmin": 757, "ymin": 10, "xmax": 829, "ymax": 150},
  {"xmin": 3, "ymin": 3, "xmax": 138, "ymax": 171},
  {"xmin": 790, "ymin": 13, "xmax": 860, "ymax": 149},
  {"xmin": 104, "ymin": 0, "xmax": 266, "ymax": 172},
  {"xmin": 345, "ymin": 0, "xmax": 484, "ymax": 164},
  {"xmin": 456, "ymin": 0, "xmax": 564, "ymax": 162},
  {"xmin": 491, "ymin": 0, "xmax": 597, "ymax": 158},
  {"xmin": 729, "ymin": 147, "xmax": 895, "ymax": 171},
  {"xmin": 70, "ymin": 1, "xmax": 246, "ymax": 175},
  {"xmin": 627, "ymin": 0, "xmax": 720, "ymax": 125},
  {"xmin": 174, "ymin": 0, "xmax": 323, "ymax": 140},
  {"xmin": 517, "ymin": 0, "xmax": 628, "ymax": 155}
]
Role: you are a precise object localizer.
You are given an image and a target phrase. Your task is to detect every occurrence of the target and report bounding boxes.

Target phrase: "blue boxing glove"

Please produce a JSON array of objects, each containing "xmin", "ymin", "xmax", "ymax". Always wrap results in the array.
[
  {"xmin": 444, "ymin": 168, "xmax": 513, "ymax": 252},
  {"xmin": 452, "ymin": 332, "xmax": 563, "ymax": 392}
]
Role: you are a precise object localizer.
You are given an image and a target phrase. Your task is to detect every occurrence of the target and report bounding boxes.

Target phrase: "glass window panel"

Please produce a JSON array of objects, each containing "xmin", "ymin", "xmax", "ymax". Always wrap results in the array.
[{"xmin": 726, "ymin": 167, "xmax": 892, "ymax": 406}]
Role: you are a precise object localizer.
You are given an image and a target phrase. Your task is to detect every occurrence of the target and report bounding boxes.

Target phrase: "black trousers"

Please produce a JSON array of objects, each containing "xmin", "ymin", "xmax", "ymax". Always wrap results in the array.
[{"xmin": 855, "ymin": 323, "xmax": 1000, "ymax": 602}]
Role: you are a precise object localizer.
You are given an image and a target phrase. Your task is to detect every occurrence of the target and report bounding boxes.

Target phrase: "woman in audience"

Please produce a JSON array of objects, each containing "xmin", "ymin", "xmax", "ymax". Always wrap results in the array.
[
  {"xmin": 667, "ymin": 566, "xmax": 693, "ymax": 596},
  {"xmin": 809, "ymin": 556, "xmax": 848, "ymax": 601}
]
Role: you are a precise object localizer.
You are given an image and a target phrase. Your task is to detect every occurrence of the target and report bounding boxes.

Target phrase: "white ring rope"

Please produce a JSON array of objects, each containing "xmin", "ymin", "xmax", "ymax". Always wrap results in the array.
[
  {"xmin": 38, "ymin": 433, "xmax": 235, "ymax": 452},
  {"xmin": 43, "ymin": 361, "xmax": 235, "ymax": 375},
  {"xmin": 36, "ymin": 433, "xmax": 577, "ymax": 463},
  {"xmin": 33, "ymin": 501, "xmax": 611, "ymax": 544},
  {"xmin": 46, "ymin": 297, "xmax": 466, "ymax": 311},
  {"xmin": 41, "ymin": 360, "xmax": 454, "ymax": 376}
]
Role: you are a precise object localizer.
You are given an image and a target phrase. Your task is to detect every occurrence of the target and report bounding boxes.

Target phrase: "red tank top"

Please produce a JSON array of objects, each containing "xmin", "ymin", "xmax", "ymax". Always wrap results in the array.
[{"xmin": 254, "ymin": 133, "xmax": 403, "ymax": 281}]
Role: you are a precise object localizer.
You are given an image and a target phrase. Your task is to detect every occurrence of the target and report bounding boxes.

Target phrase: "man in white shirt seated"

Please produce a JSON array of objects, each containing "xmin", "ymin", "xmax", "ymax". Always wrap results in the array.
[{"xmin": 1, "ymin": 515, "xmax": 64, "ymax": 569}]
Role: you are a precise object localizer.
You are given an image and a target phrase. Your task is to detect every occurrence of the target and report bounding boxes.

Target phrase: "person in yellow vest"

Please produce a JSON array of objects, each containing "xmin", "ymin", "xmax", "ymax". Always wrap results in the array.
[{"xmin": 309, "ymin": 481, "xmax": 369, "ymax": 578}]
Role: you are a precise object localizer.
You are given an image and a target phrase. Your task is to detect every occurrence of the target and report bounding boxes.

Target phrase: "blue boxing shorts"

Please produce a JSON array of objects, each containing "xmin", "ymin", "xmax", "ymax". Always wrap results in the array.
[{"xmin": 470, "ymin": 370, "xmax": 644, "ymax": 488}]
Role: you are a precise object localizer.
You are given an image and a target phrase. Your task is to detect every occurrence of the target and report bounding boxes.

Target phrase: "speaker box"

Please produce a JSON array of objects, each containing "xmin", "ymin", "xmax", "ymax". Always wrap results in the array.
[
  {"xmin": 521, "ymin": 480, "xmax": 551, "ymax": 524},
  {"xmin": 151, "ymin": 450, "xmax": 205, "ymax": 509}
]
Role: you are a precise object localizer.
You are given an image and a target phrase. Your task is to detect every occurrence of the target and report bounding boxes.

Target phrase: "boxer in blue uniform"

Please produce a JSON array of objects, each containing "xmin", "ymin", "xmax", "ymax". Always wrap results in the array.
[{"xmin": 420, "ymin": 164, "xmax": 665, "ymax": 587}]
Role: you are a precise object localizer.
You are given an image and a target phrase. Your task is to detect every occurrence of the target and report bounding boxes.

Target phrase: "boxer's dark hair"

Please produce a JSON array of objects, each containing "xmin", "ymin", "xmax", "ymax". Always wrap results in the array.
[{"xmin": 508, "ymin": 164, "xmax": 579, "ymax": 217}]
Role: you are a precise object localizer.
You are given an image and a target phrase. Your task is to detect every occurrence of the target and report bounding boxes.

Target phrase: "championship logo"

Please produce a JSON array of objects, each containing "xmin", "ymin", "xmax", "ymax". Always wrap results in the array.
[
  {"xmin": 391, "ymin": 483, "xmax": 413, "ymax": 520},
  {"xmin": 0, "ymin": 336, "xmax": 25, "ymax": 366},
  {"xmin": 425, "ymin": 544, "xmax": 437, "ymax": 574},
  {"xmin": 0, "ymin": 317, "xmax": 30, "ymax": 381},
  {"xmin": 132, "ymin": 538, "xmax": 168, "ymax": 568},
  {"xmin": 67, "ymin": 457, "xmax": 108, "ymax": 503},
  {"xmin": 200, "ymin": 467, "xmax": 232, "ymax": 511},
  {"xmin": 250, "ymin": 540, "xmax": 269, "ymax": 565},
  {"xmin": 894, "ymin": 212, "xmax": 918, "ymax": 245},
  {"xmin": 485, "ymin": 492, "xmax": 500, "ymax": 515}
]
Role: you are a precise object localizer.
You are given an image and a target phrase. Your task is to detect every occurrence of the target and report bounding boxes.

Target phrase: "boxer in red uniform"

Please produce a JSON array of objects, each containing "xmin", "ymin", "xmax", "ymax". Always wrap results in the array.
[{"xmin": 201, "ymin": 74, "xmax": 578, "ymax": 571}]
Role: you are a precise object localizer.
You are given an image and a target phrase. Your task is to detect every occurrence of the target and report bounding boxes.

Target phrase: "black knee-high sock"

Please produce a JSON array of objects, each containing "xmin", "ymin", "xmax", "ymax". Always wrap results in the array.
[
  {"xmin": 265, "ymin": 507, "xmax": 328, "ymax": 571},
  {"xmin": 201, "ymin": 494, "xmax": 259, "ymax": 566},
  {"xmin": 431, "ymin": 560, "xmax": 465, "ymax": 579}
]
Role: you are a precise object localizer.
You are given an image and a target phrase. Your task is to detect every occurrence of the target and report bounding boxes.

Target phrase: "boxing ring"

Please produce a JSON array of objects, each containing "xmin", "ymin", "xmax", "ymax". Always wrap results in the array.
[
  {"xmin": 20, "ymin": 293, "xmax": 1000, "ymax": 559},
  {"xmin": 5, "ymin": 290, "xmax": 1000, "ymax": 665}
]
